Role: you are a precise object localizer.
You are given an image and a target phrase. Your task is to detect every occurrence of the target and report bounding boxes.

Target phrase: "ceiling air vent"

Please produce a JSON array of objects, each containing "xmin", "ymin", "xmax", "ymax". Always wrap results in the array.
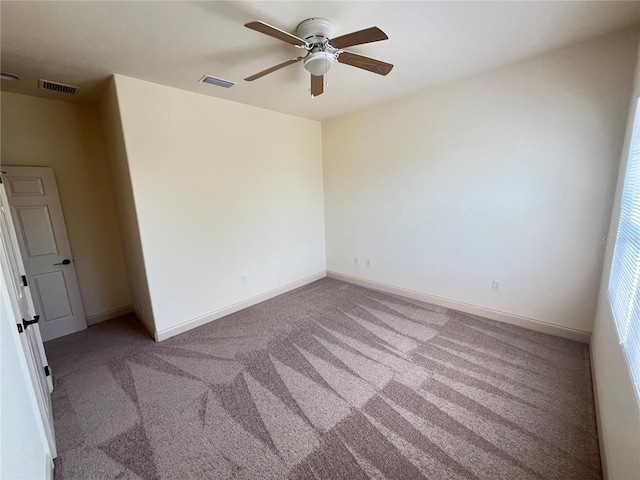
[
  {"xmin": 39, "ymin": 79, "xmax": 78, "ymax": 95},
  {"xmin": 199, "ymin": 75, "xmax": 235, "ymax": 88}
]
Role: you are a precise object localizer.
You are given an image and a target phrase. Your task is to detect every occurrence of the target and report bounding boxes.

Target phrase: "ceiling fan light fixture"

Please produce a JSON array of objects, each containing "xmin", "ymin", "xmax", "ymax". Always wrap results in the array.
[
  {"xmin": 303, "ymin": 51, "xmax": 334, "ymax": 76},
  {"xmin": 0, "ymin": 72, "xmax": 20, "ymax": 81}
]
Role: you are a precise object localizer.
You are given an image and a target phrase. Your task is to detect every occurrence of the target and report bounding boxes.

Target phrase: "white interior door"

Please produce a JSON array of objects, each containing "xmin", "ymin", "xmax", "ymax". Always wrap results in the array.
[
  {"xmin": 3, "ymin": 166, "xmax": 87, "ymax": 341},
  {"xmin": 0, "ymin": 178, "xmax": 57, "ymax": 458}
]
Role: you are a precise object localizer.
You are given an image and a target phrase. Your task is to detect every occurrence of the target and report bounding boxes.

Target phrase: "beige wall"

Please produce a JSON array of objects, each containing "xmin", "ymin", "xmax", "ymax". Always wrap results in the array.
[
  {"xmin": 1, "ymin": 92, "xmax": 131, "ymax": 320},
  {"xmin": 322, "ymin": 30, "xmax": 638, "ymax": 337},
  {"xmin": 111, "ymin": 74, "xmax": 326, "ymax": 338},
  {"xmin": 98, "ymin": 78, "xmax": 156, "ymax": 334},
  {"xmin": 1, "ymin": 26, "xmax": 636, "ymax": 477},
  {"xmin": 592, "ymin": 34, "xmax": 640, "ymax": 480}
]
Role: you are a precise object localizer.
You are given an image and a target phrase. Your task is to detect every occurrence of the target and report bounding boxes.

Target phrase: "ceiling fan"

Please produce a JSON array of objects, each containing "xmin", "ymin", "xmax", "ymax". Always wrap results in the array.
[{"xmin": 244, "ymin": 18, "xmax": 393, "ymax": 97}]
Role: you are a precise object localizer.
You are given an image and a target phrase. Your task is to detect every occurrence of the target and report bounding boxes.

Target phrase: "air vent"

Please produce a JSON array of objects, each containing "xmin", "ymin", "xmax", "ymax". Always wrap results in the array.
[
  {"xmin": 199, "ymin": 75, "xmax": 235, "ymax": 89},
  {"xmin": 39, "ymin": 79, "xmax": 78, "ymax": 95}
]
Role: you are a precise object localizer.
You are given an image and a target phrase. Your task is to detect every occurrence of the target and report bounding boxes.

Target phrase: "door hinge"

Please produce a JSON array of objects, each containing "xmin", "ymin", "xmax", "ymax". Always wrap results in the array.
[
  {"xmin": 21, "ymin": 275, "xmax": 28, "ymax": 287},
  {"xmin": 44, "ymin": 366, "xmax": 51, "ymax": 377},
  {"xmin": 17, "ymin": 324, "xmax": 23, "ymax": 333},
  {"xmin": 22, "ymin": 315, "xmax": 40, "ymax": 330}
]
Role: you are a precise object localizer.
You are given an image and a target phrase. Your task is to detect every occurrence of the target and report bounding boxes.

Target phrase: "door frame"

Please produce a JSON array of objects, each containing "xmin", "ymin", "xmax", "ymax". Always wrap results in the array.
[{"xmin": 0, "ymin": 179, "xmax": 57, "ymax": 458}]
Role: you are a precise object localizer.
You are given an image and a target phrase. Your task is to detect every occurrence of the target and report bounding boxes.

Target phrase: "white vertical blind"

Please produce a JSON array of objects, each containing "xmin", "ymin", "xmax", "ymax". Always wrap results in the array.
[{"xmin": 609, "ymin": 97, "xmax": 640, "ymax": 402}]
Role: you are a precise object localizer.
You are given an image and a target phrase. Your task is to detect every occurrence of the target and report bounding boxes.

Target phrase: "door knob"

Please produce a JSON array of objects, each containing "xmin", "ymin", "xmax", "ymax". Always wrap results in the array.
[{"xmin": 53, "ymin": 259, "xmax": 71, "ymax": 266}]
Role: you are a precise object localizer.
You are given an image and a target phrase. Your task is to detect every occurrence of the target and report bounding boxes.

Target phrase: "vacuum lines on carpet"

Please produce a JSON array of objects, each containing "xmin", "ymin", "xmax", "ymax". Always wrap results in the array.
[{"xmin": 45, "ymin": 278, "xmax": 601, "ymax": 479}]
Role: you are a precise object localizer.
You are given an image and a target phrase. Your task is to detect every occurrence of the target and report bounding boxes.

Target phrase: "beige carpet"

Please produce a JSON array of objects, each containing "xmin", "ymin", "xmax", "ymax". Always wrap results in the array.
[{"xmin": 46, "ymin": 278, "xmax": 601, "ymax": 479}]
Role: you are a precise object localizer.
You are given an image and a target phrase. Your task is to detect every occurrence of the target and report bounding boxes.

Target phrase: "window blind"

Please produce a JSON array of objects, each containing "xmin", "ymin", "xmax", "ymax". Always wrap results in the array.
[{"xmin": 609, "ymin": 97, "xmax": 640, "ymax": 402}]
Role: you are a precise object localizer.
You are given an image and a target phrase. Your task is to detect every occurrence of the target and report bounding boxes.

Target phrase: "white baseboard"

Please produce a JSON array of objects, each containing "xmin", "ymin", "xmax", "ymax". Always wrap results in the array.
[
  {"xmin": 155, "ymin": 271, "xmax": 327, "ymax": 342},
  {"xmin": 86, "ymin": 305, "xmax": 133, "ymax": 325},
  {"xmin": 326, "ymin": 271, "xmax": 591, "ymax": 343},
  {"xmin": 47, "ymin": 453, "xmax": 54, "ymax": 480}
]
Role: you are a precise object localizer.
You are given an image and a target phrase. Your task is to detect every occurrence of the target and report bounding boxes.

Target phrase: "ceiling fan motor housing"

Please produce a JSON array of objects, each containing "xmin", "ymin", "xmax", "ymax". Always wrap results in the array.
[
  {"xmin": 298, "ymin": 18, "xmax": 336, "ymax": 76},
  {"xmin": 296, "ymin": 18, "xmax": 335, "ymax": 46}
]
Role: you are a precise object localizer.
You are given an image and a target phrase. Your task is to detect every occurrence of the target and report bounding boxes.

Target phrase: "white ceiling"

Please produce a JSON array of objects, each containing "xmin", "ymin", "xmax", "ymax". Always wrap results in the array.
[{"xmin": 1, "ymin": 1, "xmax": 639, "ymax": 121}]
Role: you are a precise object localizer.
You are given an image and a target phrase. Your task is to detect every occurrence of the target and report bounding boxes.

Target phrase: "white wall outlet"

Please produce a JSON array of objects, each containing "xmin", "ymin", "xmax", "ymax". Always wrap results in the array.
[
  {"xmin": 241, "ymin": 274, "xmax": 247, "ymax": 283},
  {"xmin": 355, "ymin": 256, "xmax": 360, "ymax": 265},
  {"xmin": 366, "ymin": 258, "xmax": 372, "ymax": 267},
  {"xmin": 492, "ymin": 280, "xmax": 502, "ymax": 292}
]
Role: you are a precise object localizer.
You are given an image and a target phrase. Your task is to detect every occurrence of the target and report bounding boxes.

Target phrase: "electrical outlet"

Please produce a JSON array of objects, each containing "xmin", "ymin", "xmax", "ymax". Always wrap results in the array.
[
  {"xmin": 355, "ymin": 256, "xmax": 360, "ymax": 266},
  {"xmin": 492, "ymin": 280, "xmax": 502, "ymax": 292},
  {"xmin": 241, "ymin": 274, "xmax": 247, "ymax": 284},
  {"xmin": 366, "ymin": 258, "xmax": 372, "ymax": 267}
]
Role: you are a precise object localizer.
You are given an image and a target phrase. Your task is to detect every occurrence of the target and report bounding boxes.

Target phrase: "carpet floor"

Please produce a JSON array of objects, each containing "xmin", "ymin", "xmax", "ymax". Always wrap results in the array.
[{"xmin": 45, "ymin": 278, "xmax": 601, "ymax": 479}]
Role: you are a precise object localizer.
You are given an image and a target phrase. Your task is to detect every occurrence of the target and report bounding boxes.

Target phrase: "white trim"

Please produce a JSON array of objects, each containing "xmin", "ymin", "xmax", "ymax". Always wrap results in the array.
[
  {"xmin": 46, "ymin": 454, "xmax": 54, "ymax": 480},
  {"xmin": 0, "ymin": 247, "xmax": 55, "ymax": 472},
  {"xmin": 155, "ymin": 271, "xmax": 327, "ymax": 342},
  {"xmin": 589, "ymin": 343, "xmax": 611, "ymax": 480},
  {"xmin": 86, "ymin": 305, "xmax": 134, "ymax": 325},
  {"xmin": 326, "ymin": 271, "xmax": 591, "ymax": 343}
]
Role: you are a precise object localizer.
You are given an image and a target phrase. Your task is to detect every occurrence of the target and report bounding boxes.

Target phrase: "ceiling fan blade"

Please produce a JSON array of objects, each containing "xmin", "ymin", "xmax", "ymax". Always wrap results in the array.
[
  {"xmin": 330, "ymin": 27, "xmax": 388, "ymax": 49},
  {"xmin": 311, "ymin": 75, "xmax": 324, "ymax": 97},
  {"xmin": 245, "ymin": 21, "xmax": 307, "ymax": 47},
  {"xmin": 244, "ymin": 58, "xmax": 301, "ymax": 81},
  {"xmin": 337, "ymin": 51, "xmax": 393, "ymax": 76}
]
